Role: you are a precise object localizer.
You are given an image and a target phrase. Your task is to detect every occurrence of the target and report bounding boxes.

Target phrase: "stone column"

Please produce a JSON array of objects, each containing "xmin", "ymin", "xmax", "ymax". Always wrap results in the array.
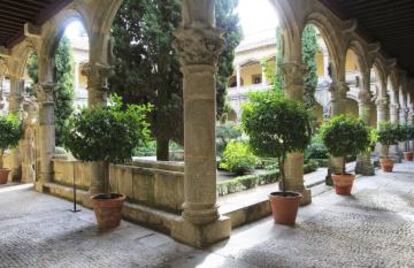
[
  {"xmin": 261, "ymin": 65, "xmax": 267, "ymax": 86},
  {"xmin": 376, "ymin": 96, "xmax": 389, "ymax": 157},
  {"xmin": 281, "ymin": 62, "xmax": 311, "ymax": 205},
  {"xmin": 170, "ymin": 0, "xmax": 231, "ymax": 248},
  {"xmin": 82, "ymin": 62, "xmax": 111, "ymax": 106},
  {"xmin": 399, "ymin": 94, "xmax": 408, "ymax": 153},
  {"xmin": 389, "ymin": 99, "xmax": 401, "ymax": 162},
  {"xmin": 355, "ymin": 70, "xmax": 374, "ymax": 175},
  {"xmin": 326, "ymin": 80, "xmax": 349, "ymax": 184},
  {"xmin": 0, "ymin": 75, "xmax": 4, "ymax": 111},
  {"xmin": 35, "ymin": 83, "xmax": 55, "ymax": 191},
  {"xmin": 409, "ymin": 102, "xmax": 414, "ymax": 151},
  {"xmin": 355, "ymin": 86, "xmax": 375, "ymax": 176},
  {"xmin": 8, "ymin": 76, "xmax": 24, "ymax": 182},
  {"xmin": 236, "ymin": 65, "xmax": 241, "ymax": 89}
]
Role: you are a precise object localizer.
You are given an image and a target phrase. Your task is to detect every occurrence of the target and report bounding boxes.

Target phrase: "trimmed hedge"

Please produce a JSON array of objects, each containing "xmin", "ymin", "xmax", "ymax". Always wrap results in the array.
[
  {"xmin": 304, "ymin": 159, "xmax": 318, "ymax": 173},
  {"xmin": 217, "ymin": 170, "xmax": 279, "ymax": 196}
]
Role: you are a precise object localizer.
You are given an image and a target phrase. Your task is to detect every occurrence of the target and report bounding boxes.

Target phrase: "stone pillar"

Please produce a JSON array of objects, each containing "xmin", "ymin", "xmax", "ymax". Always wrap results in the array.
[
  {"xmin": 261, "ymin": 65, "xmax": 267, "ymax": 86},
  {"xmin": 389, "ymin": 101, "xmax": 401, "ymax": 162},
  {"xmin": 326, "ymin": 80, "xmax": 348, "ymax": 185},
  {"xmin": 281, "ymin": 62, "xmax": 311, "ymax": 205},
  {"xmin": 409, "ymin": 103, "xmax": 414, "ymax": 151},
  {"xmin": 8, "ymin": 76, "xmax": 24, "ymax": 182},
  {"xmin": 376, "ymin": 97, "xmax": 389, "ymax": 158},
  {"xmin": 355, "ymin": 86, "xmax": 375, "ymax": 176},
  {"xmin": 0, "ymin": 75, "xmax": 4, "ymax": 111},
  {"xmin": 236, "ymin": 65, "xmax": 241, "ymax": 89},
  {"xmin": 82, "ymin": 62, "xmax": 111, "ymax": 106},
  {"xmin": 399, "ymin": 97, "xmax": 408, "ymax": 153},
  {"xmin": 170, "ymin": 1, "xmax": 231, "ymax": 248},
  {"xmin": 35, "ymin": 83, "xmax": 55, "ymax": 191}
]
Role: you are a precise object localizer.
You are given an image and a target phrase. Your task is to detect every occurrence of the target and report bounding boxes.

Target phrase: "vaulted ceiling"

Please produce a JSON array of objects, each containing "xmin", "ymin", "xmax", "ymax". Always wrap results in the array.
[
  {"xmin": 323, "ymin": 0, "xmax": 414, "ymax": 77},
  {"xmin": 0, "ymin": 0, "xmax": 72, "ymax": 48}
]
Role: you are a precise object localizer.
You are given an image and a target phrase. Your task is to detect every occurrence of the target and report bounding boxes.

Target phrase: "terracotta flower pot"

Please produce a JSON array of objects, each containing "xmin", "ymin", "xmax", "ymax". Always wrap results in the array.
[
  {"xmin": 403, "ymin": 152, "xmax": 413, "ymax": 161},
  {"xmin": 269, "ymin": 191, "xmax": 302, "ymax": 225},
  {"xmin": 0, "ymin": 169, "xmax": 10, "ymax": 184},
  {"xmin": 380, "ymin": 158, "xmax": 394, "ymax": 172},
  {"xmin": 91, "ymin": 193, "xmax": 125, "ymax": 230},
  {"xmin": 332, "ymin": 173, "xmax": 355, "ymax": 195}
]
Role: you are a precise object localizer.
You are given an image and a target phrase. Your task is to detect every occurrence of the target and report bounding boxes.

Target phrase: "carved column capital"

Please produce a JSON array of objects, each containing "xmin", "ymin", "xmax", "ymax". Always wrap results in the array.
[
  {"xmin": 329, "ymin": 80, "xmax": 349, "ymax": 100},
  {"xmin": 280, "ymin": 62, "xmax": 306, "ymax": 100},
  {"xmin": 35, "ymin": 83, "xmax": 55, "ymax": 103},
  {"xmin": 81, "ymin": 62, "xmax": 114, "ymax": 92},
  {"xmin": 174, "ymin": 26, "xmax": 224, "ymax": 67},
  {"xmin": 358, "ymin": 89, "xmax": 373, "ymax": 105}
]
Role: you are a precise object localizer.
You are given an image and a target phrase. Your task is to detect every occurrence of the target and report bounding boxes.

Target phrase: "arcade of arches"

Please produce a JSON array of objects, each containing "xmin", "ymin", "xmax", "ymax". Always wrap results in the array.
[{"xmin": 0, "ymin": 0, "xmax": 414, "ymax": 249}]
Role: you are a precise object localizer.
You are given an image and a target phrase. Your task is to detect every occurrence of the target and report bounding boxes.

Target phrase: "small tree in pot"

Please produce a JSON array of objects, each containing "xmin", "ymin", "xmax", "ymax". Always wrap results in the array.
[
  {"xmin": 65, "ymin": 95, "xmax": 151, "ymax": 229},
  {"xmin": 377, "ymin": 122, "xmax": 401, "ymax": 172},
  {"xmin": 0, "ymin": 114, "xmax": 23, "ymax": 184},
  {"xmin": 320, "ymin": 115, "xmax": 370, "ymax": 195},
  {"xmin": 242, "ymin": 91, "xmax": 312, "ymax": 225},
  {"xmin": 399, "ymin": 124, "xmax": 413, "ymax": 161}
]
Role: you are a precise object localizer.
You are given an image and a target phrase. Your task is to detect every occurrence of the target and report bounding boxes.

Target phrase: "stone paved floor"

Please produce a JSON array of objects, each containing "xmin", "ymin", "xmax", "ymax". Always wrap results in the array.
[{"xmin": 1, "ymin": 161, "xmax": 414, "ymax": 268}]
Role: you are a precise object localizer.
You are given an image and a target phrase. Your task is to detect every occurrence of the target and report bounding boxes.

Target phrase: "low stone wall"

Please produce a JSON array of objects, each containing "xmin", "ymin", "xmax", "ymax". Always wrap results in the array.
[{"xmin": 51, "ymin": 159, "xmax": 185, "ymax": 213}]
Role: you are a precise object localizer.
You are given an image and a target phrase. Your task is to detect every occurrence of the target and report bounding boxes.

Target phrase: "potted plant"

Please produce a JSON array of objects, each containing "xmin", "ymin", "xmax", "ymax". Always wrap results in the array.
[
  {"xmin": 242, "ymin": 91, "xmax": 312, "ymax": 225},
  {"xmin": 65, "ymin": 95, "xmax": 151, "ymax": 229},
  {"xmin": 377, "ymin": 122, "xmax": 401, "ymax": 172},
  {"xmin": 400, "ymin": 124, "xmax": 413, "ymax": 161},
  {"xmin": 406, "ymin": 124, "xmax": 414, "ymax": 161},
  {"xmin": 0, "ymin": 114, "xmax": 23, "ymax": 184},
  {"xmin": 320, "ymin": 115, "xmax": 370, "ymax": 195}
]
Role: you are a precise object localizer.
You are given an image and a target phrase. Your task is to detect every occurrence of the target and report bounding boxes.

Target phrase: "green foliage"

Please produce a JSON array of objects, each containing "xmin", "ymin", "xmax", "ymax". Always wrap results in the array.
[
  {"xmin": 0, "ymin": 114, "xmax": 23, "ymax": 168},
  {"xmin": 242, "ymin": 91, "xmax": 312, "ymax": 189},
  {"xmin": 304, "ymin": 159, "xmax": 319, "ymax": 174},
  {"xmin": 274, "ymin": 26, "xmax": 283, "ymax": 91},
  {"xmin": 302, "ymin": 25, "xmax": 319, "ymax": 110},
  {"xmin": 25, "ymin": 53, "xmax": 39, "ymax": 95},
  {"xmin": 305, "ymin": 143, "xmax": 328, "ymax": 161},
  {"xmin": 219, "ymin": 141, "xmax": 257, "ymax": 175},
  {"xmin": 367, "ymin": 128, "xmax": 378, "ymax": 153},
  {"xmin": 407, "ymin": 124, "xmax": 414, "ymax": 140},
  {"xmin": 377, "ymin": 122, "xmax": 402, "ymax": 146},
  {"xmin": 397, "ymin": 124, "xmax": 410, "ymax": 142},
  {"xmin": 216, "ymin": 121, "xmax": 242, "ymax": 156},
  {"xmin": 25, "ymin": 37, "xmax": 75, "ymax": 146},
  {"xmin": 110, "ymin": 0, "xmax": 241, "ymax": 160},
  {"xmin": 320, "ymin": 115, "xmax": 371, "ymax": 157},
  {"xmin": 215, "ymin": 0, "xmax": 243, "ymax": 118},
  {"xmin": 217, "ymin": 170, "xmax": 279, "ymax": 196},
  {"xmin": 54, "ymin": 37, "xmax": 75, "ymax": 146},
  {"xmin": 64, "ymin": 95, "xmax": 152, "ymax": 163}
]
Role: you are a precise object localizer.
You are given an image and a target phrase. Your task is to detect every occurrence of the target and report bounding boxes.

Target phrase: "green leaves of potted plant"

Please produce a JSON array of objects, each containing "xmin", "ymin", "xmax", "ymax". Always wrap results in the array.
[
  {"xmin": 65, "ymin": 95, "xmax": 151, "ymax": 229},
  {"xmin": 377, "ymin": 122, "xmax": 401, "ymax": 172},
  {"xmin": 406, "ymin": 124, "xmax": 414, "ymax": 161},
  {"xmin": 399, "ymin": 124, "xmax": 413, "ymax": 161},
  {"xmin": 219, "ymin": 141, "xmax": 257, "ymax": 175},
  {"xmin": 320, "ymin": 115, "xmax": 370, "ymax": 195},
  {"xmin": 0, "ymin": 114, "xmax": 23, "ymax": 184},
  {"xmin": 242, "ymin": 91, "xmax": 312, "ymax": 225}
]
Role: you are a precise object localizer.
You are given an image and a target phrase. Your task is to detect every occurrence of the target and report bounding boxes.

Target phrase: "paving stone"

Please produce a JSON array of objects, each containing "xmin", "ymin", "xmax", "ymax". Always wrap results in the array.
[{"xmin": 0, "ymin": 162, "xmax": 413, "ymax": 267}]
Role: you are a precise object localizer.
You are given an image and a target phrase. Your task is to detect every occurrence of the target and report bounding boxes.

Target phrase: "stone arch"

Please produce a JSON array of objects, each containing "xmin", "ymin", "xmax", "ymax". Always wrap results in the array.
[
  {"xmin": 345, "ymin": 39, "xmax": 370, "ymax": 76},
  {"xmin": 303, "ymin": 12, "xmax": 344, "ymax": 81},
  {"xmin": 371, "ymin": 57, "xmax": 387, "ymax": 99},
  {"xmin": 40, "ymin": 8, "xmax": 90, "ymax": 81}
]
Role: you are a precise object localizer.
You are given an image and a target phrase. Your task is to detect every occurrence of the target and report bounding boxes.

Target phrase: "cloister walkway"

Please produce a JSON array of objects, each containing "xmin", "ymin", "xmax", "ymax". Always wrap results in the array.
[{"xmin": 1, "ymin": 161, "xmax": 414, "ymax": 268}]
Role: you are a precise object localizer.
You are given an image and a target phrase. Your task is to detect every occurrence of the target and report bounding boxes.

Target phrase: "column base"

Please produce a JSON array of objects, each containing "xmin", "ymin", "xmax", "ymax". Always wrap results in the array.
[
  {"xmin": 355, "ymin": 160, "xmax": 375, "ymax": 176},
  {"xmin": 34, "ymin": 181, "xmax": 45, "ymax": 192},
  {"xmin": 171, "ymin": 216, "xmax": 231, "ymax": 248},
  {"xmin": 299, "ymin": 188, "xmax": 312, "ymax": 206}
]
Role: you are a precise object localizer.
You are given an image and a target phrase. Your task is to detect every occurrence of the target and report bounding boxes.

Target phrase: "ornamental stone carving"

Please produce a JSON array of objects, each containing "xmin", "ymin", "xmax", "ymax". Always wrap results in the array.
[
  {"xmin": 329, "ymin": 81, "xmax": 349, "ymax": 100},
  {"xmin": 358, "ymin": 89, "xmax": 373, "ymax": 105},
  {"xmin": 174, "ymin": 26, "xmax": 224, "ymax": 67},
  {"xmin": 35, "ymin": 83, "xmax": 55, "ymax": 103},
  {"xmin": 81, "ymin": 62, "xmax": 114, "ymax": 92}
]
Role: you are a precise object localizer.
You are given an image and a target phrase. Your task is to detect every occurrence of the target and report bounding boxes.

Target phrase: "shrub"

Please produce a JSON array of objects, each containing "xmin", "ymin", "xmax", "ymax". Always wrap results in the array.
[
  {"xmin": 0, "ymin": 114, "xmax": 23, "ymax": 169},
  {"xmin": 407, "ymin": 124, "xmax": 414, "ymax": 140},
  {"xmin": 217, "ymin": 170, "xmax": 279, "ymax": 196},
  {"xmin": 397, "ymin": 124, "xmax": 410, "ymax": 142},
  {"xmin": 305, "ymin": 143, "xmax": 328, "ymax": 160},
  {"xmin": 64, "ymin": 95, "xmax": 152, "ymax": 193},
  {"xmin": 219, "ymin": 141, "xmax": 257, "ymax": 175},
  {"xmin": 320, "ymin": 115, "xmax": 370, "ymax": 173},
  {"xmin": 216, "ymin": 121, "xmax": 242, "ymax": 156},
  {"xmin": 242, "ymin": 91, "xmax": 312, "ymax": 191},
  {"xmin": 377, "ymin": 122, "xmax": 401, "ymax": 159},
  {"xmin": 304, "ymin": 159, "xmax": 319, "ymax": 174}
]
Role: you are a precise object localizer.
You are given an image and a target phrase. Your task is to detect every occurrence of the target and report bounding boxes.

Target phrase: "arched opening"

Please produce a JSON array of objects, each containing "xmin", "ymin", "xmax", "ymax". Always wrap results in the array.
[
  {"xmin": 345, "ymin": 49, "xmax": 363, "ymax": 102},
  {"xmin": 48, "ymin": 19, "xmax": 90, "ymax": 147}
]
